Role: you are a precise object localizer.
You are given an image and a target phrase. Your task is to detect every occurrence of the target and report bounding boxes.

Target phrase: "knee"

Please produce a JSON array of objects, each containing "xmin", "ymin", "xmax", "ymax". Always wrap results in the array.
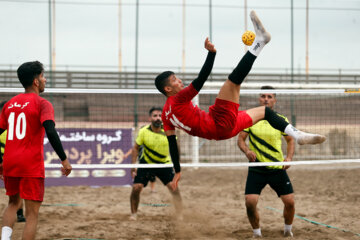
[
  {"xmin": 8, "ymin": 195, "xmax": 21, "ymax": 207},
  {"xmin": 132, "ymin": 184, "xmax": 143, "ymax": 195},
  {"xmin": 246, "ymin": 106, "xmax": 266, "ymax": 124},
  {"xmin": 25, "ymin": 210, "xmax": 39, "ymax": 219},
  {"xmin": 25, "ymin": 207, "xmax": 40, "ymax": 218},
  {"xmin": 284, "ymin": 200, "xmax": 295, "ymax": 209},
  {"xmin": 245, "ymin": 198, "xmax": 257, "ymax": 212}
]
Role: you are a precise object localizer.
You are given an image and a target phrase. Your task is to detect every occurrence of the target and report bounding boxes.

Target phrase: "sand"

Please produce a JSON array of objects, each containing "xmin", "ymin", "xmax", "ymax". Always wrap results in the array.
[{"xmin": 1, "ymin": 165, "xmax": 360, "ymax": 240}]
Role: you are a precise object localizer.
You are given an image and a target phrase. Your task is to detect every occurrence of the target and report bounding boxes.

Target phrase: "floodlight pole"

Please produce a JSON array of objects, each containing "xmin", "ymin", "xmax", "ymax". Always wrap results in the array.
[
  {"xmin": 209, "ymin": 0, "xmax": 212, "ymax": 41},
  {"xmin": 118, "ymin": 0, "xmax": 122, "ymax": 72},
  {"xmin": 306, "ymin": 0, "xmax": 309, "ymax": 81},
  {"xmin": 134, "ymin": 0, "xmax": 139, "ymax": 127},
  {"xmin": 52, "ymin": 0, "xmax": 56, "ymax": 73},
  {"xmin": 290, "ymin": 0, "xmax": 296, "ymax": 126},
  {"xmin": 291, "ymin": 0, "xmax": 294, "ymax": 83},
  {"xmin": 244, "ymin": 0, "xmax": 248, "ymax": 53},
  {"xmin": 182, "ymin": 0, "xmax": 186, "ymax": 73},
  {"xmin": 48, "ymin": 0, "xmax": 53, "ymax": 85}
]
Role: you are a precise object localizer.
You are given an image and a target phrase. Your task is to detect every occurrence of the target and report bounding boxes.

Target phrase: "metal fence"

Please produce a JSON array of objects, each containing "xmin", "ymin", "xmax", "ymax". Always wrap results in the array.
[{"xmin": 1, "ymin": 70, "xmax": 359, "ymax": 89}]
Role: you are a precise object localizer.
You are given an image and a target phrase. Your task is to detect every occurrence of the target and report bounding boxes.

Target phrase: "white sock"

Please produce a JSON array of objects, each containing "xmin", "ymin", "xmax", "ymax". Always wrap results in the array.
[
  {"xmin": 284, "ymin": 224, "xmax": 292, "ymax": 232},
  {"xmin": 1, "ymin": 226, "xmax": 12, "ymax": 240},
  {"xmin": 248, "ymin": 11, "xmax": 271, "ymax": 56},
  {"xmin": 284, "ymin": 124, "xmax": 300, "ymax": 141},
  {"xmin": 249, "ymin": 40, "xmax": 266, "ymax": 57},
  {"xmin": 253, "ymin": 228, "xmax": 262, "ymax": 236},
  {"xmin": 284, "ymin": 124, "xmax": 326, "ymax": 145}
]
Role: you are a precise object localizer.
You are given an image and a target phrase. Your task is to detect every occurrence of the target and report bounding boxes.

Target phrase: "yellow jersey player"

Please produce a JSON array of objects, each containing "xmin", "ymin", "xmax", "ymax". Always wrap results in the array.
[
  {"xmin": 130, "ymin": 107, "xmax": 182, "ymax": 220},
  {"xmin": 238, "ymin": 86, "xmax": 295, "ymax": 238}
]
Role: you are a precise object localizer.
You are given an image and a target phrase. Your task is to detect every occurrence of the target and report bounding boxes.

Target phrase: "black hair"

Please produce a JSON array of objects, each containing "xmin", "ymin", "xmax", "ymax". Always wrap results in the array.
[
  {"xmin": 155, "ymin": 71, "xmax": 174, "ymax": 96},
  {"xmin": 17, "ymin": 61, "xmax": 44, "ymax": 88},
  {"xmin": 149, "ymin": 106, "xmax": 162, "ymax": 116},
  {"xmin": 261, "ymin": 85, "xmax": 276, "ymax": 97}
]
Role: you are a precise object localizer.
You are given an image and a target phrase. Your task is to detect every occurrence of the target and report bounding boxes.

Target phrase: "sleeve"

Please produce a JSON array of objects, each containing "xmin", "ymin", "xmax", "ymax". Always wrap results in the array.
[
  {"xmin": 191, "ymin": 51, "xmax": 216, "ymax": 92},
  {"xmin": 0, "ymin": 106, "xmax": 7, "ymax": 129},
  {"xmin": 135, "ymin": 127, "xmax": 144, "ymax": 146},
  {"xmin": 243, "ymin": 127, "xmax": 250, "ymax": 133},
  {"xmin": 167, "ymin": 135, "xmax": 180, "ymax": 173},
  {"xmin": 174, "ymin": 84, "xmax": 199, "ymax": 103},
  {"xmin": 40, "ymin": 99, "xmax": 55, "ymax": 124},
  {"xmin": 43, "ymin": 120, "xmax": 67, "ymax": 161}
]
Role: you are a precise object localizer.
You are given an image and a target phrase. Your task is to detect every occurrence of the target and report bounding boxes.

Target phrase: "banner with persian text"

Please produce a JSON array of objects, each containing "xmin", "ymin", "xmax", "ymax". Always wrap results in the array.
[{"xmin": 44, "ymin": 128, "xmax": 133, "ymax": 187}]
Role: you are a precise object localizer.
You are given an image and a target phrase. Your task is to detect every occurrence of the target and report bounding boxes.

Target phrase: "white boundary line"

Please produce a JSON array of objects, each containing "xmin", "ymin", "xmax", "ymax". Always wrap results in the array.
[
  {"xmin": 0, "ymin": 88, "xmax": 347, "ymax": 94},
  {"xmin": 45, "ymin": 159, "xmax": 360, "ymax": 169}
]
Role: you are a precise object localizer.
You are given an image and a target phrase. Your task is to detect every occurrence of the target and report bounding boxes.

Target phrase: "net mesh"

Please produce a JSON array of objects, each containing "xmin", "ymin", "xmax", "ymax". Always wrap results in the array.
[{"xmin": 1, "ymin": 88, "xmax": 359, "ymax": 164}]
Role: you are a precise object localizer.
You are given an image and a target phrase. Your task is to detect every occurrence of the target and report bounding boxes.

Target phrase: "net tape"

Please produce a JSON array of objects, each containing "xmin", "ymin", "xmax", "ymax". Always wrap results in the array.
[
  {"xmin": 2, "ymin": 87, "xmax": 357, "ymax": 169},
  {"xmin": 0, "ymin": 87, "xmax": 349, "ymax": 94},
  {"xmin": 46, "ymin": 159, "xmax": 360, "ymax": 169}
]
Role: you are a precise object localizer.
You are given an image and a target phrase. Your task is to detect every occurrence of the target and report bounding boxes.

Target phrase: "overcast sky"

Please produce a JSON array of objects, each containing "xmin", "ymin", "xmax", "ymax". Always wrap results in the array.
[{"xmin": 0, "ymin": 0, "xmax": 359, "ymax": 74}]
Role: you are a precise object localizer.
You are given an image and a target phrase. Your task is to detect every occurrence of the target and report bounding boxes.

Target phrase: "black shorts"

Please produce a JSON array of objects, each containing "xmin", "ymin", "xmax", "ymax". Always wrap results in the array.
[
  {"xmin": 134, "ymin": 167, "xmax": 174, "ymax": 187},
  {"xmin": 245, "ymin": 169, "xmax": 294, "ymax": 197}
]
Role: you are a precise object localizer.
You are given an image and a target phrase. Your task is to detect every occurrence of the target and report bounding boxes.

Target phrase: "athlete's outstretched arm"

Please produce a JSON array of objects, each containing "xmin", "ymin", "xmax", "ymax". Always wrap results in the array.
[
  {"xmin": 191, "ymin": 37, "xmax": 217, "ymax": 92},
  {"xmin": 166, "ymin": 130, "xmax": 181, "ymax": 191},
  {"xmin": 43, "ymin": 120, "xmax": 72, "ymax": 176}
]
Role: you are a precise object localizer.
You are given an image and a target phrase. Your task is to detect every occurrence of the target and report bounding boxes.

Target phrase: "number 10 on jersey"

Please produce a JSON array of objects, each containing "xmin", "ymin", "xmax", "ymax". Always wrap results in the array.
[{"xmin": 7, "ymin": 112, "xmax": 27, "ymax": 140}]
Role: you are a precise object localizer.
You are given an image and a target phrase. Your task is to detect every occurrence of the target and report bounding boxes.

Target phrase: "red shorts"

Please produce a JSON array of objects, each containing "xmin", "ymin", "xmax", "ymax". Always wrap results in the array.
[
  {"xmin": 209, "ymin": 98, "xmax": 253, "ymax": 140},
  {"xmin": 4, "ymin": 177, "xmax": 45, "ymax": 202}
]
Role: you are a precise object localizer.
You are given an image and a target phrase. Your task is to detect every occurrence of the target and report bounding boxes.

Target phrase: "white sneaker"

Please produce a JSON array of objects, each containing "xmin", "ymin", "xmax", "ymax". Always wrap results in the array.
[
  {"xmin": 284, "ymin": 230, "xmax": 293, "ymax": 237},
  {"xmin": 250, "ymin": 11, "xmax": 271, "ymax": 45},
  {"xmin": 296, "ymin": 132, "xmax": 326, "ymax": 145}
]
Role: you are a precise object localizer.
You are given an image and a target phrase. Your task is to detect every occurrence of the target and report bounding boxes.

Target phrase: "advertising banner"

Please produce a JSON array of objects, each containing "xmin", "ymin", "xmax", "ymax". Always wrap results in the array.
[{"xmin": 43, "ymin": 128, "xmax": 133, "ymax": 187}]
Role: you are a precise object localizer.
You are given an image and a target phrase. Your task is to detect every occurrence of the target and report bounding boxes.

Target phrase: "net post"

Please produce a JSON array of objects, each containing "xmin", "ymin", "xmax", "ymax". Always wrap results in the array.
[{"xmin": 192, "ymin": 96, "xmax": 199, "ymax": 168}]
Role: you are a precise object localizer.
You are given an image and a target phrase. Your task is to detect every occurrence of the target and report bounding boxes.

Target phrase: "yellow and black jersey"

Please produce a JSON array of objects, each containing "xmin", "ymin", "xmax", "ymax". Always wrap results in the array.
[
  {"xmin": 135, "ymin": 125, "xmax": 171, "ymax": 164},
  {"xmin": 0, "ymin": 130, "xmax": 6, "ymax": 158},
  {"xmin": 243, "ymin": 113, "xmax": 289, "ymax": 171}
]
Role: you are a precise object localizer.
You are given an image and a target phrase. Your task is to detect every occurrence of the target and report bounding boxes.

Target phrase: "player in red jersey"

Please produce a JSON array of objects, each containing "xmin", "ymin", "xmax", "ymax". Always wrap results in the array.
[
  {"xmin": 0, "ymin": 61, "xmax": 72, "ymax": 240},
  {"xmin": 155, "ymin": 11, "xmax": 326, "ymax": 191}
]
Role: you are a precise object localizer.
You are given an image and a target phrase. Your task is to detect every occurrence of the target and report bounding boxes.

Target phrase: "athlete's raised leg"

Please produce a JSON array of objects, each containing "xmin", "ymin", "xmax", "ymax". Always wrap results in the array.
[
  {"xmin": 246, "ymin": 106, "xmax": 326, "ymax": 145},
  {"xmin": 217, "ymin": 10, "xmax": 271, "ymax": 104}
]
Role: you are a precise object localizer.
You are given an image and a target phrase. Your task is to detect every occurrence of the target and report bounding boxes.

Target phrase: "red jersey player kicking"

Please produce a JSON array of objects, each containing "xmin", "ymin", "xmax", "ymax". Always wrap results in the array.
[
  {"xmin": 0, "ymin": 61, "xmax": 72, "ymax": 240},
  {"xmin": 155, "ymin": 11, "xmax": 325, "ymax": 191}
]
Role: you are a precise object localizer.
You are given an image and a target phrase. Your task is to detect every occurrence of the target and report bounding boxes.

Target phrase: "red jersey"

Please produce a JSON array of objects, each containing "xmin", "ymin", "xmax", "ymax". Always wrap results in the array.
[
  {"xmin": 162, "ymin": 84, "xmax": 218, "ymax": 139},
  {"xmin": 0, "ymin": 93, "xmax": 55, "ymax": 178}
]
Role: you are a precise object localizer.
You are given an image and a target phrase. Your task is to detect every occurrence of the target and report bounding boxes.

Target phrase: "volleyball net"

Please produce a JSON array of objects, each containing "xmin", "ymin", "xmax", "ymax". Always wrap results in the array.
[{"xmin": 1, "ymin": 87, "xmax": 359, "ymax": 169}]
